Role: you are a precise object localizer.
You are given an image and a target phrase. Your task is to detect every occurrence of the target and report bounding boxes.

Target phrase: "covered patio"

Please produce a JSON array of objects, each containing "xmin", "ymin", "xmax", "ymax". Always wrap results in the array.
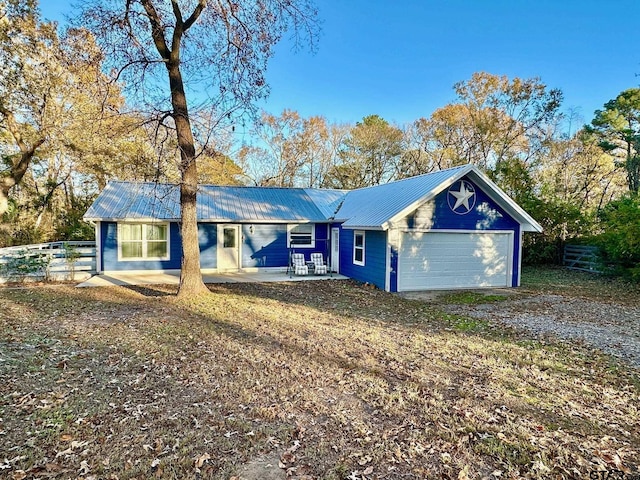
[{"xmin": 77, "ymin": 270, "xmax": 348, "ymax": 287}]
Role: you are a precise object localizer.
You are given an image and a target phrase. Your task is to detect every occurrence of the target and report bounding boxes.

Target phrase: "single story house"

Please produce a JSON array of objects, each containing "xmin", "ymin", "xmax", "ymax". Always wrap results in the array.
[{"xmin": 83, "ymin": 164, "xmax": 542, "ymax": 292}]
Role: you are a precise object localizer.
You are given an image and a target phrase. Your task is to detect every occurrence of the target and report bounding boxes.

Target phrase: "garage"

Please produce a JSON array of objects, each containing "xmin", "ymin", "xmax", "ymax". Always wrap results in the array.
[{"xmin": 398, "ymin": 231, "xmax": 513, "ymax": 291}]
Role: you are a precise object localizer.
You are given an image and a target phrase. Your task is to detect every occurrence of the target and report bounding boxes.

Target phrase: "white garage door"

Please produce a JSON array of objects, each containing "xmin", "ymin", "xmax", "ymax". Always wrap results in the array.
[{"xmin": 398, "ymin": 232, "xmax": 512, "ymax": 291}]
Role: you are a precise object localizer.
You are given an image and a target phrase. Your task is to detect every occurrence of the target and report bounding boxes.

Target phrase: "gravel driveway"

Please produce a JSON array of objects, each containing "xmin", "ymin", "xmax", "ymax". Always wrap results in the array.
[{"xmin": 436, "ymin": 293, "xmax": 640, "ymax": 368}]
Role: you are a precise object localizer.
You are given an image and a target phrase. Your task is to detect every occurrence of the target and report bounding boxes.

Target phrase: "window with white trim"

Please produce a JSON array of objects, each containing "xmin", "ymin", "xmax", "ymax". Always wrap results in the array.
[
  {"xmin": 287, "ymin": 224, "xmax": 315, "ymax": 248},
  {"xmin": 118, "ymin": 223, "xmax": 169, "ymax": 260},
  {"xmin": 353, "ymin": 230, "xmax": 365, "ymax": 266}
]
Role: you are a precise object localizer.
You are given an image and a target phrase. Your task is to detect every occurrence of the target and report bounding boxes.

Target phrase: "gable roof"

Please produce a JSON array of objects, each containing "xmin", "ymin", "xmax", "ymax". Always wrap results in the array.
[
  {"xmin": 84, "ymin": 165, "xmax": 542, "ymax": 232},
  {"xmin": 83, "ymin": 181, "xmax": 347, "ymax": 223},
  {"xmin": 335, "ymin": 164, "xmax": 543, "ymax": 232},
  {"xmin": 333, "ymin": 166, "xmax": 468, "ymax": 229}
]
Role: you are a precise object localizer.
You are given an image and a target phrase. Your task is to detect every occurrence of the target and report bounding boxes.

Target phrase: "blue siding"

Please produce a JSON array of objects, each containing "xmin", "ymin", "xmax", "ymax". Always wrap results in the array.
[
  {"xmin": 241, "ymin": 223, "xmax": 329, "ymax": 268},
  {"xmin": 512, "ymin": 226, "xmax": 521, "ymax": 287},
  {"xmin": 97, "ymin": 222, "xmax": 104, "ymax": 272},
  {"xmin": 242, "ymin": 224, "xmax": 288, "ymax": 267},
  {"xmin": 101, "ymin": 222, "xmax": 332, "ymax": 271},
  {"xmin": 102, "ymin": 222, "xmax": 220, "ymax": 271},
  {"xmin": 198, "ymin": 224, "xmax": 217, "ymax": 269},
  {"xmin": 389, "ymin": 245, "xmax": 398, "ymax": 293},
  {"xmin": 102, "ymin": 221, "xmax": 182, "ymax": 271},
  {"xmin": 100, "ymin": 222, "xmax": 110, "ymax": 270},
  {"xmin": 415, "ymin": 178, "xmax": 520, "ymax": 231},
  {"xmin": 340, "ymin": 229, "xmax": 387, "ymax": 290},
  {"xmin": 282, "ymin": 223, "xmax": 331, "ymax": 264},
  {"xmin": 397, "ymin": 177, "xmax": 522, "ymax": 290},
  {"xmin": 314, "ymin": 224, "xmax": 330, "ymax": 261},
  {"xmin": 432, "ymin": 177, "xmax": 520, "ymax": 287},
  {"xmin": 97, "ymin": 174, "xmax": 524, "ymax": 289}
]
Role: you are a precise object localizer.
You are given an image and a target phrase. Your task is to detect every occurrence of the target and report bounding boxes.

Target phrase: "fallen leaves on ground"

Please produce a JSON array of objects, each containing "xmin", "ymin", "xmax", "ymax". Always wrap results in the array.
[{"xmin": 0, "ymin": 271, "xmax": 638, "ymax": 479}]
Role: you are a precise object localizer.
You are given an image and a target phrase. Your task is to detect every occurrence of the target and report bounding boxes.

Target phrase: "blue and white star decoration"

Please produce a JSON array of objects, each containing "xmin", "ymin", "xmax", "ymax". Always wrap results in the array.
[{"xmin": 447, "ymin": 180, "xmax": 476, "ymax": 214}]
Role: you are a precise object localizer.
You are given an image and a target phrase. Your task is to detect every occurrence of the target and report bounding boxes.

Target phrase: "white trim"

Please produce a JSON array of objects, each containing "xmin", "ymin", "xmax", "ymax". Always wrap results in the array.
[
  {"xmin": 382, "ymin": 165, "xmax": 473, "ymax": 231},
  {"xmin": 287, "ymin": 223, "xmax": 316, "ymax": 248},
  {"xmin": 103, "ymin": 268, "xmax": 181, "ymax": 276},
  {"xmin": 396, "ymin": 230, "xmax": 514, "ymax": 292},
  {"xmin": 385, "ymin": 242, "xmax": 391, "ymax": 292},
  {"xmin": 217, "ymin": 224, "xmax": 241, "ymax": 271},
  {"xmin": 117, "ymin": 222, "xmax": 170, "ymax": 261},
  {"xmin": 384, "ymin": 165, "xmax": 543, "ymax": 233},
  {"xmin": 203, "ymin": 266, "xmax": 291, "ymax": 274},
  {"xmin": 95, "ymin": 221, "xmax": 102, "ymax": 274},
  {"xmin": 87, "ymin": 218, "xmax": 324, "ymax": 225},
  {"xmin": 517, "ymin": 229, "xmax": 523, "ymax": 287},
  {"xmin": 353, "ymin": 230, "xmax": 365, "ymax": 266},
  {"xmin": 331, "ymin": 227, "xmax": 340, "ymax": 273},
  {"xmin": 339, "ymin": 225, "xmax": 385, "ymax": 231},
  {"xmin": 400, "ymin": 228, "xmax": 514, "ymax": 234},
  {"xmin": 203, "ymin": 266, "xmax": 289, "ymax": 274},
  {"xmin": 507, "ymin": 232, "xmax": 514, "ymax": 283},
  {"xmin": 101, "ymin": 266, "xmax": 290, "ymax": 276},
  {"xmin": 466, "ymin": 169, "xmax": 542, "ymax": 233},
  {"xmin": 84, "ymin": 217, "xmax": 174, "ymax": 223}
]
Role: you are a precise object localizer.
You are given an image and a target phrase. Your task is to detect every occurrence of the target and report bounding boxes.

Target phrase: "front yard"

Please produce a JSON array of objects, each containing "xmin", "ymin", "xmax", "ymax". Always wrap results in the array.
[{"xmin": 0, "ymin": 268, "xmax": 638, "ymax": 479}]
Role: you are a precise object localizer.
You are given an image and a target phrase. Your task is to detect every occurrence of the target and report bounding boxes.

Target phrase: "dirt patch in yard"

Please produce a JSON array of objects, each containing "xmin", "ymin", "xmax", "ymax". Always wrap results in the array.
[
  {"xmin": 234, "ymin": 454, "xmax": 284, "ymax": 479},
  {"xmin": 441, "ymin": 293, "xmax": 640, "ymax": 368},
  {"xmin": 421, "ymin": 268, "xmax": 640, "ymax": 369}
]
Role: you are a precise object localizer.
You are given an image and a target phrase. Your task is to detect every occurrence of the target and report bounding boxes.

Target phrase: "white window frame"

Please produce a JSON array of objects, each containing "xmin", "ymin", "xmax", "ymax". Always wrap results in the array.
[
  {"xmin": 117, "ymin": 222, "xmax": 170, "ymax": 261},
  {"xmin": 287, "ymin": 223, "xmax": 315, "ymax": 248},
  {"xmin": 353, "ymin": 230, "xmax": 365, "ymax": 266}
]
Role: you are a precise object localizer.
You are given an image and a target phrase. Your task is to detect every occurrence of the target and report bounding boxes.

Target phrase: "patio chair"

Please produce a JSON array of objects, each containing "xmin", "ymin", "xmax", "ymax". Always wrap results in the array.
[
  {"xmin": 310, "ymin": 252, "xmax": 328, "ymax": 275},
  {"xmin": 291, "ymin": 253, "xmax": 309, "ymax": 275}
]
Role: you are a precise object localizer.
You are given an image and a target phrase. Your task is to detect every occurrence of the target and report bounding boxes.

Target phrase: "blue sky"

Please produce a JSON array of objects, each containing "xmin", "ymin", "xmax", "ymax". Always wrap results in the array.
[{"xmin": 41, "ymin": 1, "xmax": 640, "ymax": 128}]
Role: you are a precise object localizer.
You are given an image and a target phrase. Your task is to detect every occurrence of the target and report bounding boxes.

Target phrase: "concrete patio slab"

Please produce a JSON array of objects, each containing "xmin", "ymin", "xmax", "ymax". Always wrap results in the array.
[{"xmin": 76, "ymin": 271, "xmax": 348, "ymax": 287}]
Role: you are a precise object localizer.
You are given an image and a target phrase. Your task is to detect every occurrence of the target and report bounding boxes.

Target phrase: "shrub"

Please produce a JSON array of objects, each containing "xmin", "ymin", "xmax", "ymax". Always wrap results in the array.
[
  {"xmin": 0, "ymin": 249, "xmax": 51, "ymax": 282},
  {"xmin": 521, "ymin": 197, "xmax": 595, "ymax": 265},
  {"xmin": 595, "ymin": 195, "xmax": 640, "ymax": 281}
]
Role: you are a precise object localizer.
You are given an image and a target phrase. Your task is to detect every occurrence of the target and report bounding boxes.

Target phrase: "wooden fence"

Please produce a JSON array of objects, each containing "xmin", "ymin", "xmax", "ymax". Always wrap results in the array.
[
  {"xmin": 0, "ymin": 241, "xmax": 96, "ymax": 283},
  {"xmin": 563, "ymin": 244, "xmax": 602, "ymax": 273}
]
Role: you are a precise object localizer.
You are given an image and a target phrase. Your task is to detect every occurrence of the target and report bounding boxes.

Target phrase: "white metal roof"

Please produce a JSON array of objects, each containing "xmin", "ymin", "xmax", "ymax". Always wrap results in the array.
[
  {"xmin": 303, "ymin": 188, "xmax": 348, "ymax": 218},
  {"xmin": 334, "ymin": 165, "xmax": 470, "ymax": 229},
  {"xmin": 84, "ymin": 166, "xmax": 542, "ymax": 232},
  {"xmin": 84, "ymin": 181, "xmax": 346, "ymax": 223},
  {"xmin": 334, "ymin": 165, "xmax": 542, "ymax": 232}
]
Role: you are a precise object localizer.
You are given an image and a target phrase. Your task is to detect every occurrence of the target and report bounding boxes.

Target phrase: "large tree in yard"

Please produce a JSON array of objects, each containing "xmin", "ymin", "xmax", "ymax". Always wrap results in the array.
[
  {"xmin": 401, "ymin": 73, "xmax": 562, "ymax": 180},
  {"xmin": 0, "ymin": 0, "xmax": 128, "ymax": 223},
  {"xmin": 326, "ymin": 115, "xmax": 403, "ymax": 189},
  {"xmin": 80, "ymin": 0, "xmax": 319, "ymax": 297},
  {"xmin": 587, "ymin": 88, "xmax": 640, "ymax": 193},
  {"xmin": 0, "ymin": 0, "xmax": 65, "ymax": 216}
]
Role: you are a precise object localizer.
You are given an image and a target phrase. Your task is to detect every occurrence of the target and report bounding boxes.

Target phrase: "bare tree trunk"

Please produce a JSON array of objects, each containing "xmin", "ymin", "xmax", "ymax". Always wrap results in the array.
[
  {"xmin": 168, "ymin": 62, "xmax": 209, "ymax": 298},
  {"xmin": 179, "ymin": 160, "xmax": 208, "ymax": 296},
  {"xmin": 138, "ymin": 0, "xmax": 209, "ymax": 297}
]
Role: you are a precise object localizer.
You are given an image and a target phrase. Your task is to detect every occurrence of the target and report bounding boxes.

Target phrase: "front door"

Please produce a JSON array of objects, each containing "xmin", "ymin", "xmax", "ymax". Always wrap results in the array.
[
  {"xmin": 331, "ymin": 227, "xmax": 340, "ymax": 273},
  {"xmin": 217, "ymin": 224, "xmax": 240, "ymax": 271}
]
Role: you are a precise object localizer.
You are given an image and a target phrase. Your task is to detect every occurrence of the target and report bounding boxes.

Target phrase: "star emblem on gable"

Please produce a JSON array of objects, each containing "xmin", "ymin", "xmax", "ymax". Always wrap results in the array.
[{"xmin": 447, "ymin": 180, "xmax": 476, "ymax": 214}]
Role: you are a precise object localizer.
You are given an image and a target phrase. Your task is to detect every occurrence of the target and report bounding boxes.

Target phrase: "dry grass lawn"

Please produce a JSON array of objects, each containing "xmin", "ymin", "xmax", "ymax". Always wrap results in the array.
[{"xmin": 0, "ymin": 268, "xmax": 639, "ymax": 479}]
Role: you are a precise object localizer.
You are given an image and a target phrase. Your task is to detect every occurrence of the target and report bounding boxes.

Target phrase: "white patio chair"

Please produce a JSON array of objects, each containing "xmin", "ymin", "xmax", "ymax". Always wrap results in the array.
[
  {"xmin": 310, "ymin": 252, "xmax": 328, "ymax": 275},
  {"xmin": 291, "ymin": 253, "xmax": 309, "ymax": 275}
]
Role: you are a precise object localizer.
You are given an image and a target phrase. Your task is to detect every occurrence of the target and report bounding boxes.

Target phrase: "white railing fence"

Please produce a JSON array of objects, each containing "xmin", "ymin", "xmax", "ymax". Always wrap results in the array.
[{"xmin": 0, "ymin": 241, "xmax": 96, "ymax": 283}]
